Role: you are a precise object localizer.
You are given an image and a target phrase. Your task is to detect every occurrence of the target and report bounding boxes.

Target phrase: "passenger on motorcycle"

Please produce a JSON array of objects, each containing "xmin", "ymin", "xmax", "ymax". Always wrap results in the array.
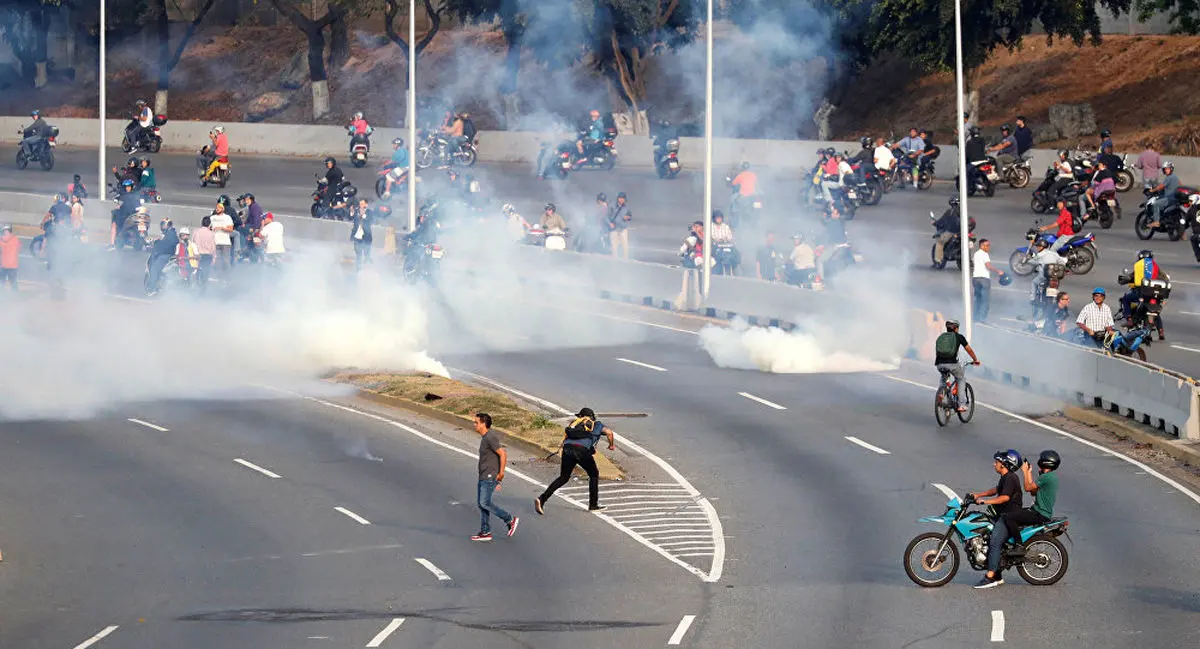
[
  {"xmin": 1081, "ymin": 158, "xmax": 1115, "ymax": 218},
  {"xmin": 1120, "ymin": 249, "xmax": 1169, "ymax": 340},
  {"xmin": 576, "ymin": 109, "xmax": 605, "ymax": 158},
  {"xmin": 138, "ymin": 158, "xmax": 157, "ymax": 191},
  {"xmin": 893, "ymin": 127, "xmax": 925, "ymax": 188},
  {"xmin": 819, "ymin": 150, "xmax": 842, "ymax": 203},
  {"xmin": 918, "ymin": 129, "xmax": 939, "ymax": 160},
  {"xmin": 1014, "ymin": 116, "xmax": 1034, "ymax": 161},
  {"xmin": 20, "ymin": 109, "xmax": 50, "ymax": 158},
  {"xmin": 203, "ymin": 126, "xmax": 229, "ymax": 179},
  {"xmin": 113, "ymin": 157, "xmax": 139, "ymax": 187},
  {"xmin": 145, "ymin": 217, "xmax": 179, "ymax": 295},
  {"xmin": 964, "ymin": 127, "xmax": 987, "ymax": 184},
  {"xmin": 382, "ymin": 138, "xmax": 411, "ymax": 198},
  {"xmin": 348, "ymin": 111, "xmax": 371, "ymax": 153},
  {"xmin": 932, "ymin": 197, "xmax": 961, "ymax": 267},
  {"xmin": 968, "ymin": 449, "xmax": 1024, "ymax": 589},
  {"xmin": 1146, "ymin": 162, "xmax": 1180, "ymax": 226},
  {"xmin": 1010, "ymin": 450, "xmax": 1061, "ymax": 533},
  {"xmin": 872, "ymin": 137, "xmax": 895, "ymax": 173},
  {"xmin": 987, "ymin": 124, "xmax": 1019, "ymax": 169},
  {"xmin": 68, "ymin": 174, "xmax": 88, "ymax": 201},
  {"xmin": 110, "ymin": 180, "xmax": 141, "ymax": 249},
  {"xmin": 1028, "ymin": 238, "xmax": 1066, "ymax": 308},
  {"xmin": 731, "ymin": 161, "xmax": 757, "ymax": 199},
  {"xmin": 933, "ymin": 319, "xmax": 981, "ymax": 412},
  {"xmin": 124, "ymin": 100, "xmax": 153, "ymax": 150},
  {"xmin": 1076, "ymin": 287, "xmax": 1115, "ymax": 346}
]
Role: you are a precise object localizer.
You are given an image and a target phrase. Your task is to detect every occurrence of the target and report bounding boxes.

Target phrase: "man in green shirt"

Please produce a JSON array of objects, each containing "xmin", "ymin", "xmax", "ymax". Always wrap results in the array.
[{"xmin": 1006, "ymin": 449, "xmax": 1060, "ymax": 530}]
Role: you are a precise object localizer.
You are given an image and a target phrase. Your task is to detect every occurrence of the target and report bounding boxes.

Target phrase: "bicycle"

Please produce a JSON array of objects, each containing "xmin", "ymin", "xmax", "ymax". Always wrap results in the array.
[{"xmin": 935, "ymin": 362, "xmax": 977, "ymax": 426}]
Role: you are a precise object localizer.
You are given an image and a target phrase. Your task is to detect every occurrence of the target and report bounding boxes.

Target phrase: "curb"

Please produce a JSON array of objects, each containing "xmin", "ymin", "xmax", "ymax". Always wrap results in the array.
[
  {"xmin": 1064, "ymin": 405, "xmax": 1200, "ymax": 467},
  {"xmin": 348, "ymin": 387, "xmax": 624, "ymax": 480}
]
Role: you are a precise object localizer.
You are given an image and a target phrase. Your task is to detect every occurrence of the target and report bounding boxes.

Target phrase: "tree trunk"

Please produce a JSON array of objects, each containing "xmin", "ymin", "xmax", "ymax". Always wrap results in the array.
[
  {"xmin": 609, "ymin": 32, "xmax": 648, "ymax": 135},
  {"xmin": 313, "ymin": 79, "xmax": 331, "ymax": 121},
  {"xmin": 307, "ymin": 26, "xmax": 330, "ymax": 119},
  {"xmin": 155, "ymin": 89, "xmax": 169, "ymax": 116},
  {"xmin": 966, "ymin": 66, "xmax": 983, "ymax": 125},
  {"xmin": 499, "ymin": 23, "xmax": 522, "ymax": 96},
  {"xmin": 156, "ymin": 0, "xmax": 170, "ymax": 98},
  {"xmin": 31, "ymin": 7, "xmax": 49, "ymax": 88},
  {"xmin": 330, "ymin": 13, "xmax": 350, "ymax": 70}
]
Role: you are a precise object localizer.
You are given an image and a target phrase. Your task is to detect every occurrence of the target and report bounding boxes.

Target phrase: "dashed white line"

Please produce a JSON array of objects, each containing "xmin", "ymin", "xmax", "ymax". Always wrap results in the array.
[
  {"xmin": 738, "ymin": 391, "xmax": 787, "ymax": 410},
  {"xmin": 1178, "ymin": 311, "xmax": 1200, "ymax": 316},
  {"xmin": 365, "ymin": 617, "xmax": 406, "ymax": 647},
  {"xmin": 617, "ymin": 357, "xmax": 669, "ymax": 372},
  {"xmin": 72, "ymin": 625, "xmax": 120, "ymax": 649},
  {"xmin": 1169, "ymin": 343, "xmax": 1200, "ymax": 354},
  {"xmin": 668, "ymin": 614, "xmax": 697, "ymax": 645},
  {"xmin": 335, "ymin": 506, "xmax": 372, "ymax": 525},
  {"xmin": 127, "ymin": 418, "xmax": 169, "ymax": 432},
  {"xmin": 932, "ymin": 483, "xmax": 959, "ymax": 501},
  {"xmin": 414, "ymin": 557, "xmax": 452, "ymax": 581},
  {"xmin": 844, "ymin": 436, "xmax": 891, "ymax": 455},
  {"xmin": 233, "ymin": 458, "xmax": 282, "ymax": 479},
  {"xmin": 991, "ymin": 610, "xmax": 1005, "ymax": 642}
]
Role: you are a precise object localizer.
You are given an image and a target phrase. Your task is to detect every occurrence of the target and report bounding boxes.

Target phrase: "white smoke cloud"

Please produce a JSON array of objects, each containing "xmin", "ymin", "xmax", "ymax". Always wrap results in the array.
[{"xmin": 699, "ymin": 318, "xmax": 900, "ymax": 374}]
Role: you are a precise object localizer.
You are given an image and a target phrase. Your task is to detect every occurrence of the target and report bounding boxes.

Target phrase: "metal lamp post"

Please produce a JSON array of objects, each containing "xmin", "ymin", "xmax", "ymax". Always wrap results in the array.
[
  {"xmin": 407, "ymin": 0, "xmax": 417, "ymax": 232},
  {"xmin": 953, "ymin": 0, "xmax": 973, "ymax": 338},
  {"xmin": 701, "ymin": 0, "xmax": 714, "ymax": 298}
]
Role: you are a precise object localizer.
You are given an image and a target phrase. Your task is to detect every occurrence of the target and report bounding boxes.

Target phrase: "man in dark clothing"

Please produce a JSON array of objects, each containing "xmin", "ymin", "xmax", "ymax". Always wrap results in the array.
[
  {"xmin": 652, "ymin": 120, "xmax": 679, "ymax": 166},
  {"xmin": 20, "ymin": 109, "xmax": 50, "ymax": 158},
  {"xmin": 1014, "ymin": 116, "xmax": 1034, "ymax": 160},
  {"xmin": 756, "ymin": 232, "xmax": 781, "ymax": 281},
  {"xmin": 964, "ymin": 127, "xmax": 987, "ymax": 187},
  {"xmin": 535, "ymin": 407, "xmax": 616, "ymax": 514},
  {"xmin": 350, "ymin": 198, "xmax": 373, "ymax": 272},
  {"xmin": 933, "ymin": 319, "xmax": 980, "ymax": 410},
  {"xmin": 847, "ymin": 136, "xmax": 874, "ymax": 182},
  {"xmin": 324, "ymin": 157, "xmax": 344, "ymax": 189},
  {"xmin": 932, "ymin": 197, "xmax": 962, "ymax": 266},
  {"xmin": 969, "ymin": 449, "xmax": 1025, "ymax": 589},
  {"xmin": 145, "ymin": 218, "xmax": 179, "ymax": 295}
]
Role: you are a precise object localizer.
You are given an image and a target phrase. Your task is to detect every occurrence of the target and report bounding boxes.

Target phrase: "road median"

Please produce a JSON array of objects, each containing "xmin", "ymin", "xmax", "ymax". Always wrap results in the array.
[{"xmin": 325, "ymin": 370, "xmax": 624, "ymax": 480}]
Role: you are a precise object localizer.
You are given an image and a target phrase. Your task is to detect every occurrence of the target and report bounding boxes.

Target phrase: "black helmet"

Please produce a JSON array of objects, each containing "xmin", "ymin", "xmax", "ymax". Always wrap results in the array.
[
  {"xmin": 1001, "ymin": 123, "xmax": 1012, "ymax": 132},
  {"xmin": 1137, "ymin": 249, "xmax": 1153, "ymax": 260},
  {"xmin": 30, "ymin": 108, "xmax": 40, "ymax": 117},
  {"xmin": 740, "ymin": 161, "xmax": 751, "ymax": 170},
  {"xmin": 392, "ymin": 137, "xmax": 403, "ymax": 146},
  {"xmin": 712, "ymin": 209, "xmax": 724, "ymax": 219},
  {"xmin": 1037, "ymin": 450, "xmax": 1061, "ymax": 470},
  {"xmin": 126, "ymin": 156, "xmax": 137, "ymax": 166},
  {"xmin": 73, "ymin": 174, "xmax": 81, "ymax": 182},
  {"xmin": 239, "ymin": 192, "xmax": 254, "ymax": 202},
  {"xmin": 969, "ymin": 127, "xmax": 981, "ymax": 137},
  {"xmin": 994, "ymin": 449, "xmax": 1023, "ymax": 472},
  {"xmin": 596, "ymin": 192, "xmax": 607, "ymax": 202},
  {"xmin": 949, "ymin": 197, "xmax": 959, "ymax": 207},
  {"xmin": 544, "ymin": 202, "xmax": 556, "ymax": 212},
  {"xmin": 1100, "ymin": 129, "xmax": 1111, "ymax": 138},
  {"xmin": 860, "ymin": 136, "xmax": 871, "ymax": 148},
  {"xmin": 945, "ymin": 319, "xmax": 959, "ymax": 331},
  {"xmin": 325, "ymin": 156, "xmax": 336, "ymax": 166},
  {"xmin": 824, "ymin": 147, "xmax": 836, "ymax": 155},
  {"xmin": 617, "ymin": 191, "xmax": 627, "ymax": 199},
  {"xmin": 218, "ymin": 193, "xmax": 231, "ymax": 205}
]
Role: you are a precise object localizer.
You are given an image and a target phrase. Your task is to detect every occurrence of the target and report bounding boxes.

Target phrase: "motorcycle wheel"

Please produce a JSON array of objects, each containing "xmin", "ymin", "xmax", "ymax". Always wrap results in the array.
[
  {"xmin": 555, "ymin": 166, "xmax": 569, "ymax": 180},
  {"xmin": 310, "ymin": 203, "xmax": 320, "ymax": 218},
  {"xmin": 217, "ymin": 170, "xmax": 227, "ymax": 188},
  {"xmin": 1016, "ymin": 534, "xmax": 1069, "ymax": 586},
  {"xmin": 1135, "ymin": 212, "xmax": 1155, "ymax": 240},
  {"xmin": 1009, "ymin": 167, "xmax": 1031, "ymax": 189},
  {"xmin": 1031, "ymin": 196, "xmax": 1048, "ymax": 214},
  {"xmin": 1169, "ymin": 224, "xmax": 1184, "ymax": 242},
  {"xmin": 862, "ymin": 179, "xmax": 882, "ymax": 206},
  {"xmin": 600, "ymin": 154, "xmax": 616, "ymax": 171},
  {"xmin": 352, "ymin": 157, "xmax": 367, "ymax": 169},
  {"xmin": 1068, "ymin": 246, "xmax": 1096, "ymax": 275},
  {"xmin": 917, "ymin": 171, "xmax": 933, "ymax": 191},
  {"xmin": 375, "ymin": 177, "xmax": 388, "ymax": 199},
  {"xmin": 15, "ymin": 150, "xmax": 28, "ymax": 170},
  {"xmin": 121, "ymin": 137, "xmax": 134, "ymax": 154},
  {"xmin": 656, "ymin": 163, "xmax": 667, "ymax": 179},
  {"xmin": 149, "ymin": 138, "xmax": 162, "ymax": 153},
  {"xmin": 1009, "ymin": 250, "xmax": 1037, "ymax": 277},
  {"xmin": 415, "ymin": 147, "xmax": 433, "ymax": 170},
  {"xmin": 1115, "ymin": 169, "xmax": 1135, "ymax": 193},
  {"xmin": 929, "ymin": 244, "xmax": 947, "ymax": 270},
  {"xmin": 1131, "ymin": 347, "xmax": 1148, "ymax": 362},
  {"xmin": 984, "ymin": 180, "xmax": 996, "ymax": 197},
  {"xmin": 458, "ymin": 147, "xmax": 478, "ymax": 167},
  {"xmin": 1098, "ymin": 205, "xmax": 1114, "ymax": 229},
  {"xmin": 40, "ymin": 150, "xmax": 54, "ymax": 171},
  {"xmin": 903, "ymin": 532, "xmax": 960, "ymax": 587}
]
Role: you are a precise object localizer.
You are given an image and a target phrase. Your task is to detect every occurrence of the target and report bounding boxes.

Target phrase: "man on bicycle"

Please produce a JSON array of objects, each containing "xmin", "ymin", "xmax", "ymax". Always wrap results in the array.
[{"xmin": 934, "ymin": 320, "xmax": 981, "ymax": 412}]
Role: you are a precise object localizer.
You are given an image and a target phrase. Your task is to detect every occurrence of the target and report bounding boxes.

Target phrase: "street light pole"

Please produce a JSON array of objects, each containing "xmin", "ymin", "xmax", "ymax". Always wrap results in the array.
[
  {"xmin": 953, "ymin": 0, "xmax": 973, "ymax": 339},
  {"xmin": 99, "ymin": 0, "xmax": 107, "ymax": 201},
  {"xmin": 406, "ymin": 0, "xmax": 417, "ymax": 232},
  {"xmin": 701, "ymin": 0, "xmax": 714, "ymax": 298}
]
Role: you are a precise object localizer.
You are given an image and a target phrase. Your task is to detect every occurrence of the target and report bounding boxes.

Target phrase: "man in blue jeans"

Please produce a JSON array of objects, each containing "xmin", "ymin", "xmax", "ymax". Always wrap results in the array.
[{"xmin": 473, "ymin": 412, "xmax": 519, "ymax": 542}]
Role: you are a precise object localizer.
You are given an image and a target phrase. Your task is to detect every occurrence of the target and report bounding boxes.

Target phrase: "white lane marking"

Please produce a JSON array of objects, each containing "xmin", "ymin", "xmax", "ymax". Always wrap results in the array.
[
  {"xmin": 883, "ymin": 374, "xmax": 1200, "ymax": 506},
  {"xmin": 991, "ymin": 610, "xmax": 1005, "ymax": 642},
  {"xmin": 668, "ymin": 615, "xmax": 697, "ymax": 645},
  {"xmin": 1170, "ymin": 279, "xmax": 1200, "ymax": 286},
  {"xmin": 72, "ymin": 626, "xmax": 120, "ymax": 649},
  {"xmin": 446, "ymin": 370, "xmax": 725, "ymax": 583},
  {"xmin": 268, "ymin": 385, "xmax": 723, "ymax": 583},
  {"xmin": 233, "ymin": 458, "xmax": 282, "ymax": 479},
  {"xmin": 845, "ymin": 436, "xmax": 891, "ymax": 455},
  {"xmin": 1178, "ymin": 311, "xmax": 1200, "ymax": 316},
  {"xmin": 365, "ymin": 618, "xmax": 406, "ymax": 647},
  {"xmin": 127, "ymin": 418, "xmax": 169, "ymax": 432},
  {"xmin": 617, "ymin": 357, "xmax": 669, "ymax": 372},
  {"xmin": 738, "ymin": 391, "xmax": 787, "ymax": 410},
  {"xmin": 1169, "ymin": 343, "xmax": 1200, "ymax": 354},
  {"xmin": 414, "ymin": 557, "xmax": 452, "ymax": 581},
  {"xmin": 932, "ymin": 483, "xmax": 959, "ymax": 501},
  {"xmin": 334, "ymin": 506, "xmax": 372, "ymax": 525}
]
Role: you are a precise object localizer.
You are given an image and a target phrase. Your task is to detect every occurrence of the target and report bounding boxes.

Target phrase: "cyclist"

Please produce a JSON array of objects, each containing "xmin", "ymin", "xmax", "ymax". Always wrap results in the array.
[{"xmin": 934, "ymin": 319, "xmax": 981, "ymax": 412}]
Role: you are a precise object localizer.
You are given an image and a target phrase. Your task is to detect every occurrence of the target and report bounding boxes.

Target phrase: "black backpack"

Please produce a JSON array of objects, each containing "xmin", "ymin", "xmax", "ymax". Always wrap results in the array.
[
  {"xmin": 461, "ymin": 117, "xmax": 477, "ymax": 141},
  {"xmin": 564, "ymin": 416, "xmax": 595, "ymax": 440}
]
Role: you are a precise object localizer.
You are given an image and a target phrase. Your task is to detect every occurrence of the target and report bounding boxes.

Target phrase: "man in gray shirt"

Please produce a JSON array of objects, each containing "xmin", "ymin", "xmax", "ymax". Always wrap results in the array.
[
  {"xmin": 608, "ymin": 192, "xmax": 633, "ymax": 258},
  {"xmin": 474, "ymin": 412, "xmax": 519, "ymax": 541},
  {"xmin": 1147, "ymin": 162, "xmax": 1181, "ymax": 226},
  {"xmin": 987, "ymin": 124, "xmax": 1019, "ymax": 168}
]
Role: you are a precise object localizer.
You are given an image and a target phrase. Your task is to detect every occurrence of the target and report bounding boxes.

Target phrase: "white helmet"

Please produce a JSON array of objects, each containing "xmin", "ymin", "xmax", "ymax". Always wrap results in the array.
[
  {"xmin": 213, "ymin": 125, "xmax": 225, "ymax": 134},
  {"xmin": 353, "ymin": 111, "xmax": 363, "ymax": 120},
  {"xmin": 502, "ymin": 203, "xmax": 514, "ymax": 214},
  {"xmin": 685, "ymin": 235, "xmax": 698, "ymax": 246},
  {"xmin": 179, "ymin": 227, "xmax": 191, "ymax": 236},
  {"xmin": 135, "ymin": 205, "xmax": 148, "ymax": 215}
]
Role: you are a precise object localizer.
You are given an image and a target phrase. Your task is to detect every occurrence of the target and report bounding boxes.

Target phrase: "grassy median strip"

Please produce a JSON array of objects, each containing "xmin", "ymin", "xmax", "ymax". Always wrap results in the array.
[{"xmin": 326, "ymin": 370, "xmax": 624, "ymax": 480}]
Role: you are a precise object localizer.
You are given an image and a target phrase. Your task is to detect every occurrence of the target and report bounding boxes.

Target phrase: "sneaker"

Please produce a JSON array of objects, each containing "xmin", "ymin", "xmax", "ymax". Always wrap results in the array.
[
  {"xmin": 973, "ymin": 575, "xmax": 1004, "ymax": 589},
  {"xmin": 507, "ymin": 517, "xmax": 520, "ymax": 537},
  {"xmin": 588, "ymin": 504, "xmax": 606, "ymax": 512},
  {"xmin": 534, "ymin": 498, "xmax": 544, "ymax": 515},
  {"xmin": 470, "ymin": 532, "xmax": 493, "ymax": 542}
]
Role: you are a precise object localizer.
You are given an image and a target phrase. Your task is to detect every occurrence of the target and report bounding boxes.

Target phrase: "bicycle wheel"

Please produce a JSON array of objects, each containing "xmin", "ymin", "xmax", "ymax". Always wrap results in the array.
[
  {"xmin": 957, "ymin": 383, "xmax": 976, "ymax": 423},
  {"xmin": 934, "ymin": 386, "xmax": 951, "ymax": 427}
]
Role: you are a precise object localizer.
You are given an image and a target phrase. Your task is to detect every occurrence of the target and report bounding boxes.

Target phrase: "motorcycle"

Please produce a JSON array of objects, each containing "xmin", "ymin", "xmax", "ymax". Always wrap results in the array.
[
  {"xmin": 144, "ymin": 252, "xmax": 192, "ymax": 297},
  {"xmin": 122, "ymin": 115, "xmax": 166, "ymax": 154},
  {"xmin": 1000, "ymin": 158, "xmax": 1032, "ymax": 189},
  {"xmin": 348, "ymin": 125, "xmax": 373, "ymax": 168},
  {"xmin": 1135, "ymin": 185, "xmax": 1193, "ymax": 241},
  {"xmin": 197, "ymin": 146, "xmax": 231, "ymax": 188},
  {"xmin": 16, "ymin": 125, "xmax": 58, "ymax": 171},
  {"xmin": 903, "ymin": 491, "xmax": 1070, "ymax": 588},
  {"xmin": 374, "ymin": 165, "xmax": 413, "ymax": 199},
  {"xmin": 1118, "ymin": 267, "xmax": 1170, "ymax": 342},
  {"xmin": 655, "ymin": 139, "xmax": 681, "ymax": 179},
  {"xmin": 849, "ymin": 164, "xmax": 884, "ymax": 205},
  {"xmin": 414, "ymin": 130, "xmax": 478, "ymax": 169},
  {"xmin": 955, "ymin": 159, "xmax": 997, "ymax": 197},
  {"xmin": 815, "ymin": 242, "xmax": 861, "ymax": 283},
  {"xmin": 571, "ymin": 127, "xmax": 618, "ymax": 171},
  {"xmin": 1009, "ymin": 226, "xmax": 1098, "ymax": 276},
  {"xmin": 110, "ymin": 183, "xmax": 162, "ymax": 205},
  {"xmin": 1029, "ymin": 262, "xmax": 1067, "ymax": 331},
  {"xmin": 805, "ymin": 173, "xmax": 861, "ymax": 220},
  {"xmin": 525, "ymin": 225, "xmax": 568, "ymax": 251},
  {"xmin": 713, "ymin": 243, "xmax": 740, "ymax": 276},
  {"xmin": 537, "ymin": 141, "xmax": 574, "ymax": 180},
  {"xmin": 402, "ymin": 240, "xmax": 443, "ymax": 284},
  {"xmin": 311, "ymin": 174, "xmax": 357, "ymax": 220},
  {"xmin": 929, "ymin": 211, "xmax": 977, "ymax": 270},
  {"xmin": 1092, "ymin": 189, "xmax": 1121, "ymax": 229},
  {"xmin": 916, "ymin": 151, "xmax": 938, "ymax": 191},
  {"xmin": 112, "ymin": 212, "xmax": 151, "ymax": 251},
  {"xmin": 1098, "ymin": 324, "xmax": 1155, "ymax": 361}
]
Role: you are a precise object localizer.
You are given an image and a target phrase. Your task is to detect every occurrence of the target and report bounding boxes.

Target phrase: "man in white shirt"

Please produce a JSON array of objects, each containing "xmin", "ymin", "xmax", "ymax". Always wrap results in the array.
[
  {"xmin": 710, "ymin": 211, "xmax": 734, "ymax": 244},
  {"xmin": 873, "ymin": 137, "xmax": 896, "ymax": 173},
  {"xmin": 1076, "ymin": 287, "xmax": 1115, "ymax": 346},
  {"xmin": 972, "ymin": 239, "xmax": 1005, "ymax": 323},
  {"xmin": 209, "ymin": 203, "xmax": 234, "ymax": 277},
  {"xmin": 786, "ymin": 234, "xmax": 817, "ymax": 286},
  {"xmin": 260, "ymin": 212, "xmax": 285, "ymax": 265}
]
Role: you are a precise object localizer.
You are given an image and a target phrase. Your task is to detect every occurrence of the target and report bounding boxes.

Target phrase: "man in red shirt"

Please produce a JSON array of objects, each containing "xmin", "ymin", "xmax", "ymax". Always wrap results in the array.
[
  {"xmin": 1038, "ymin": 198, "xmax": 1075, "ymax": 254},
  {"xmin": 0, "ymin": 224, "xmax": 19, "ymax": 291}
]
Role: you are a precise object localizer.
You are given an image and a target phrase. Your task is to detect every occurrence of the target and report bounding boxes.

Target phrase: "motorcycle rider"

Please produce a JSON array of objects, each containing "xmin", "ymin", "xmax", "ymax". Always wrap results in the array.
[
  {"xmin": 986, "ymin": 124, "xmax": 1019, "ymax": 171},
  {"xmin": 1120, "ymin": 249, "xmax": 1169, "ymax": 341},
  {"xmin": 1146, "ymin": 161, "xmax": 1180, "ymax": 228},
  {"xmin": 1014, "ymin": 116, "xmax": 1034, "ymax": 161},
  {"xmin": 145, "ymin": 217, "xmax": 179, "ymax": 296},
  {"xmin": 1081, "ymin": 157, "xmax": 1115, "ymax": 219},
  {"xmin": 348, "ymin": 111, "xmax": 372, "ymax": 154},
  {"xmin": 933, "ymin": 319, "xmax": 981, "ymax": 412},
  {"xmin": 968, "ymin": 449, "xmax": 1025, "ymax": 589},
  {"xmin": 110, "ymin": 179, "xmax": 143, "ymax": 249},
  {"xmin": 126, "ymin": 100, "xmax": 154, "ymax": 149},
  {"xmin": 892, "ymin": 127, "xmax": 925, "ymax": 188},
  {"xmin": 382, "ymin": 138, "xmax": 410, "ymax": 198},
  {"xmin": 964, "ymin": 127, "xmax": 987, "ymax": 187},
  {"xmin": 202, "ymin": 126, "xmax": 230, "ymax": 180},
  {"xmin": 68, "ymin": 174, "xmax": 88, "ymax": 201},
  {"xmin": 138, "ymin": 157, "xmax": 157, "ymax": 194},
  {"xmin": 819, "ymin": 149, "xmax": 842, "ymax": 204},
  {"xmin": 1037, "ymin": 197, "xmax": 1076, "ymax": 254},
  {"xmin": 931, "ymin": 197, "xmax": 962, "ymax": 267},
  {"xmin": 1046, "ymin": 150, "xmax": 1076, "ymax": 201},
  {"xmin": 1028, "ymin": 238, "xmax": 1066, "ymax": 323},
  {"xmin": 1076, "ymin": 287, "xmax": 1116, "ymax": 347},
  {"xmin": 20, "ymin": 109, "xmax": 50, "ymax": 159},
  {"xmin": 730, "ymin": 161, "xmax": 758, "ymax": 213},
  {"xmin": 576, "ymin": 109, "xmax": 605, "ymax": 159},
  {"xmin": 652, "ymin": 119, "xmax": 679, "ymax": 167},
  {"xmin": 541, "ymin": 202, "xmax": 567, "ymax": 232},
  {"xmin": 847, "ymin": 136, "xmax": 874, "ymax": 183},
  {"xmin": 324, "ymin": 156, "xmax": 345, "ymax": 190},
  {"xmin": 403, "ymin": 210, "xmax": 439, "ymax": 274}
]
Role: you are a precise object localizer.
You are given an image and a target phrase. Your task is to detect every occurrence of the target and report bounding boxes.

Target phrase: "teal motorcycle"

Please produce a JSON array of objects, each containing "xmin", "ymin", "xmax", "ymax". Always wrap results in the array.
[{"xmin": 903, "ymin": 492, "xmax": 1070, "ymax": 587}]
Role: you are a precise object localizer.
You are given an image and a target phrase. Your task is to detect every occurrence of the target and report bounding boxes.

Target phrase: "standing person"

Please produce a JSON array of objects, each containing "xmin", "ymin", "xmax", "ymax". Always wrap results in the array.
[
  {"xmin": 1137, "ymin": 140, "xmax": 1161, "ymax": 184},
  {"xmin": 786, "ymin": 233, "xmax": 817, "ymax": 286},
  {"xmin": 473, "ymin": 412, "xmax": 519, "ymax": 541},
  {"xmin": 192, "ymin": 216, "xmax": 216, "ymax": 295},
  {"xmin": 608, "ymin": 192, "xmax": 632, "ymax": 258},
  {"xmin": 69, "ymin": 194, "xmax": 84, "ymax": 231},
  {"xmin": 209, "ymin": 202, "xmax": 234, "ymax": 277},
  {"xmin": 535, "ymin": 407, "xmax": 616, "ymax": 514},
  {"xmin": 350, "ymin": 198, "xmax": 373, "ymax": 272},
  {"xmin": 756, "ymin": 232, "xmax": 781, "ymax": 281},
  {"xmin": 1014, "ymin": 116, "xmax": 1034, "ymax": 161},
  {"xmin": 969, "ymin": 449, "xmax": 1025, "ymax": 589},
  {"xmin": 0, "ymin": 225, "xmax": 19, "ymax": 292},
  {"xmin": 971, "ymin": 239, "xmax": 1006, "ymax": 323},
  {"xmin": 260, "ymin": 213, "xmax": 285, "ymax": 267}
]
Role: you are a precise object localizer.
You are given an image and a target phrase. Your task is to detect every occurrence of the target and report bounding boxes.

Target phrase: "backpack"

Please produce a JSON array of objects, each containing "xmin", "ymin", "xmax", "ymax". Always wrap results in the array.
[
  {"xmin": 935, "ymin": 332, "xmax": 960, "ymax": 358},
  {"xmin": 564, "ymin": 416, "xmax": 595, "ymax": 440},
  {"xmin": 461, "ymin": 117, "xmax": 477, "ymax": 141}
]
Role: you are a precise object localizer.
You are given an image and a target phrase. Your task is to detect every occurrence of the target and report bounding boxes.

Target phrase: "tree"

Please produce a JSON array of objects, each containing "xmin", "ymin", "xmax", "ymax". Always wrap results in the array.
[
  {"xmin": 381, "ymin": 0, "xmax": 444, "ymax": 125},
  {"xmin": 1131, "ymin": 0, "xmax": 1200, "ymax": 33},
  {"xmin": 153, "ymin": 0, "xmax": 217, "ymax": 115},
  {"xmin": 0, "ymin": 0, "xmax": 61, "ymax": 88},
  {"xmin": 269, "ymin": 0, "xmax": 348, "ymax": 119},
  {"xmin": 442, "ymin": 0, "xmax": 525, "ymax": 126}
]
